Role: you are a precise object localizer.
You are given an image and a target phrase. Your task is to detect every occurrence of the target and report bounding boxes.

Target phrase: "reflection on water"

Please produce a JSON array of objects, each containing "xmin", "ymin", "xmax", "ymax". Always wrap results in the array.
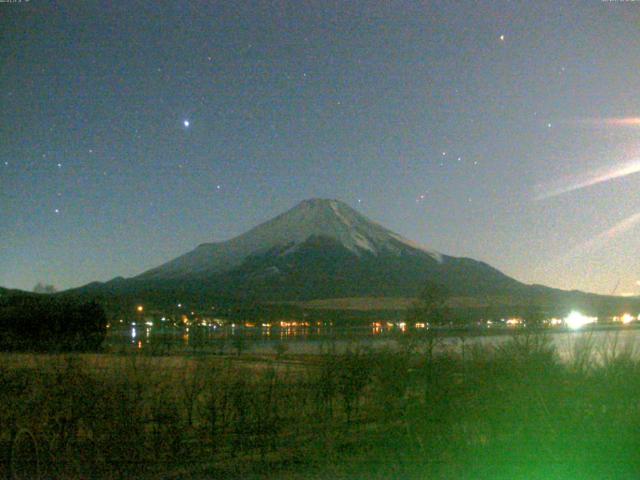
[{"xmin": 105, "ymin": 321, "xmax": 640, "ymax": 360}]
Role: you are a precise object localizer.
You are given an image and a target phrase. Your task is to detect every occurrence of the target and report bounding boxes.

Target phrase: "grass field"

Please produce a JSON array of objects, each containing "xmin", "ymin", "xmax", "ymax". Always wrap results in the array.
[{"xmin": 2, "ymin": 331, "xmax": 640, "ymax": 479}]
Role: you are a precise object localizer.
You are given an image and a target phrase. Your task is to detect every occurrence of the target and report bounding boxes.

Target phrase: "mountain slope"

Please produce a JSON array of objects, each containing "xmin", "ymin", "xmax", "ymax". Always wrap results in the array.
[
  {"xmin": 66, "ymin": 198, "xmax": 640, "ymax": 315},
  {"xmin": 73, "ymin": 198, "xmax": 527, "ymax": 303},
  {"xmin": 137, "ymin": 198, "xmax": 441, "ymax": 280}
]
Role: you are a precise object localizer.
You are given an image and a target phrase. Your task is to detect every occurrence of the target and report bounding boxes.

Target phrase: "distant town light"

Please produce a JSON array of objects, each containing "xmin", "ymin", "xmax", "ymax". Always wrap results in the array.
[
  {"xmin": 565, "ymin": 311, "xmax": 597, "ymax": 330},
  {"xmin": 621, "ymin": 313, "xmax": 634, "ymax": 325},
  {"xmin": 136, "ymin": 305, "xmax": 143, "ymax": 313}
]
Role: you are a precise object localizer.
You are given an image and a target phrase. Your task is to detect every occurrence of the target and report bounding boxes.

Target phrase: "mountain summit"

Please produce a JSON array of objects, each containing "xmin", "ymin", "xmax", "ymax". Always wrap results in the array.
[
  {"xmin": 138, "ymin": 198, "xmax": 441, "ymax": 280},
  {"xmin": 123, "ymin": 198, "xmax": 527, "ymax": 301},
  {"xmin": 67, "ymin": 198, "xmax": 640, "ymax": 314}
]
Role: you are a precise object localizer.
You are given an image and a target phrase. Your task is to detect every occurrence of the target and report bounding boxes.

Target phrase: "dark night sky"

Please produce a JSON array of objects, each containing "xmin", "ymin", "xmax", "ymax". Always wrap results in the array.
[{"xmin": 2, "ymin": 1, "xmax": 640, "ymax": 295}]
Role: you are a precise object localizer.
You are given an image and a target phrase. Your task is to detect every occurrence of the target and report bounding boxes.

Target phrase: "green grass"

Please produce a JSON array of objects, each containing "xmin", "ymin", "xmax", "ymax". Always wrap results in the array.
[{"xmin": 1, "ymin": 332, "xmax": 640, "ymax": 479}]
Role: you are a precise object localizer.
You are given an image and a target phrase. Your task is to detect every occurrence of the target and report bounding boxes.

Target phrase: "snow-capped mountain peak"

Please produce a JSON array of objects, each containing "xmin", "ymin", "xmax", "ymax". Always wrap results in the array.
[{"xmin": 138, "ymin": 198, "xmax": 440, "ymax": 279}]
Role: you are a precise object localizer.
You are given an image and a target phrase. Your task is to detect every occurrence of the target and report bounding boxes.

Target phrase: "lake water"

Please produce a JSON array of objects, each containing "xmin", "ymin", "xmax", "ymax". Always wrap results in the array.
[{"xmin": 105, "ymin": 323, "xmax": 640, "ymax": 361}]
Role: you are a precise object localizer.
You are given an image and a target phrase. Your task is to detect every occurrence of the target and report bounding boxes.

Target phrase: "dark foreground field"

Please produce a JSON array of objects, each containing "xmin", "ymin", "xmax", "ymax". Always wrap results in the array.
[{"xmin": 2, "ymin": 333, "xmax": 640, "ymax": 479}]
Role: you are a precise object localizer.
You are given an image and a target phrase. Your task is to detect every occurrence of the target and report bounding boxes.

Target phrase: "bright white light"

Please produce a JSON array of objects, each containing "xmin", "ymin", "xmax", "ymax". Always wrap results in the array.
[
  {"xmin": 131, "ymin": 327, "xmax": 137, "ymax": 338},
  {"xmin": 183, "ymin": 120, "xmax": 190, "ymax": 127},
  {"xmin": 621, "ymin": 313, "xmax": 634, "ymax": 325},
  {"xmin": 564, "ymin": 311, "xmax": 597, "ymax": 330}
]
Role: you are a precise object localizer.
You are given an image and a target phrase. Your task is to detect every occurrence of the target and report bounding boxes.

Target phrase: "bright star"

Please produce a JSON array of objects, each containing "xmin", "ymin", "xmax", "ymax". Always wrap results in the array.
[
  {"xmin": 183, "ymin": 120, "xmax": 190, "ymax": 128},
  {"xmin": 499, "ymin": 34, "xmax": 505, "ymax": 41}
]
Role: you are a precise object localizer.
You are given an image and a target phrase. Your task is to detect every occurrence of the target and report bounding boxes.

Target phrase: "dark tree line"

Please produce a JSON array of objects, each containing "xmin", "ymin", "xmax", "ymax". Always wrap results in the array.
[
  {"xmin": 406, "ymin": 281, "xmax": 451, "ymax": 326},
  {"xmin": 0, "ymin": 295, "xmax": 107, "ymax": 351}
]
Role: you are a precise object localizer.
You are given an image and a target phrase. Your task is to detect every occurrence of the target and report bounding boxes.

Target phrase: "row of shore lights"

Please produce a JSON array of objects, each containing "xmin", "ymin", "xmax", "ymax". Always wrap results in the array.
[{"xmin": 134, "ymin": 305, "xmax": 635, "ymax": 332}]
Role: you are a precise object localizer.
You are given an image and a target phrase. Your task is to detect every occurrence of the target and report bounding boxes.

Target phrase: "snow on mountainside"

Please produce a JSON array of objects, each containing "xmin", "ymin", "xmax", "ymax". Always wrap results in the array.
[
  {"xmin": 63, "ymin": 198, "xmax": 640, "ymax": 311},
  {"xmin": 138, "ymin": 198, "xmax": 441, "ymax": 280}
]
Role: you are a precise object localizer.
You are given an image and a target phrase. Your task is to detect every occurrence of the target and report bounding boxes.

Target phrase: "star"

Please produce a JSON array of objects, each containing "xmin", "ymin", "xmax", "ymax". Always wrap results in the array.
[
  {"xmin": 183, "ymin": 120, "xmax": 190, "ymax": 128},
  {"xmin": 499, "ymin": 34, "xmax": 505, "ymax": 42},
  {"xmin": 54, "ymin": 208, "xmax": 60, "ymax": 214},
  {"xmin": 57, "ymin": 163, "xmax": 62, "ymax": 168}
]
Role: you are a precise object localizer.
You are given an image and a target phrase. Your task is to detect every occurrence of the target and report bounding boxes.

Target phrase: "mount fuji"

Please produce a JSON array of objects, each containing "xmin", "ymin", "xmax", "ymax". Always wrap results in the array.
[
  {"xmin": 67, "ymin": 198, "xmax": 639, "ymax": 314},
  {"xmin": 138, "ymin": 198, "xmax": 444, "ymax": 280},
  {"xmin": 73, "ymin": 199, "xmax": 525, "ymax": 300}
]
